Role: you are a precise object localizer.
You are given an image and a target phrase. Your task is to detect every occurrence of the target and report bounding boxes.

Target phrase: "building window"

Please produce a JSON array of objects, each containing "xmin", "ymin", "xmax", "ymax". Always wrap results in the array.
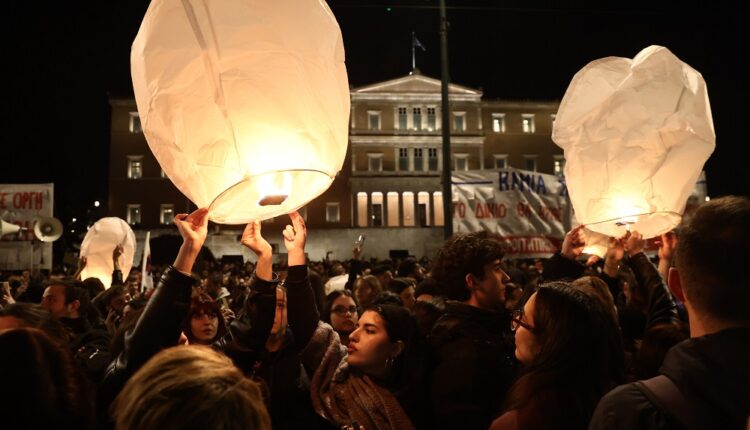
[
  {"xmin": 524, "ymin": 155, "xmax": 537, "ymax": 172},
  {"xmin": 402, "ymin": 192, "xmax": 415, "ymax": 226},
  {"xmin": 492, "ymin": 113, "xmax": 506, "ymax": 133},
  {"xmin": 160, "ymin": 204, "xmax": 174, "ymax": 225},
  {"xmin": 126, "ymin": 204, "xmax": 141, "ymax": 225},
  {"xmin": 326, "ymin": 202, "xmax": 340, "ymax": 223},
  {"xmin": 398, "ymin": 148, "xmax": 409, "ymax": 171},
  {"xmin": 413, "ymin": 148, "xmax": 424, "ymax": 171},
  {"xmin": 493, "ymin": 154, "xmax": 508, "ymax": 169},
  {"xmin": 427, "ymin": 107, "xmax": 436, "ymax": 130},
  {"xmin": 371, "ymin": 192, "xmax": 384, "ymax": 227},
  {"xmin": 129, "ymin": 112, "xmax": 142, "ymax": 133},
  {"xmin": 357, "ymin": 193, "xmax": 368, "ymax": 227},
  {"xmin": 127, "ymin": 156, "xmax": 143, "ymax": 179},
  {"xmin": 455, "ymin": 154, "xmax": 469, "ymax": 171},
  {"xmin": 428, "ymin": 148, "xmax": 438, "ymax": 171},
  {"xmin": 398, "ymin": 107, "xmax": 408, "ymax": 130},
  {"xmin": 522, "ymin": 114, "xmax": 536, "ymax": 133},
  {"xmin": 368, "ymin": 153, "xmax": 383, "ymax": 172},
  {"xmin": 554, "ymin": 155, "xmax": 565, "ymax": 176},
  {"xmin": 453, "ymin": 112, "xmax": 466, "ymax": 132},
  {"xmin": 387, "ymin": 192, "xmax": 399, "ymax": 227},
  {"xmin": 413, "ymin": 107, "xmax": 422, "ymax": 131},
  {"xmin": 368, "ymin": 111, "xmax": 381, "ymax": 130}
]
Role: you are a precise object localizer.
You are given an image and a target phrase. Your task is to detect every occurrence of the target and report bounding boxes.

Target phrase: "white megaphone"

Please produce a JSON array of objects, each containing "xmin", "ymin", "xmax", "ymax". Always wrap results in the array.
[
  {"xmin": 0, "ymin": 219, "xmax": 25, "ymax": 237},
  {"xmin": 33, "ymin": 217, "xmax": 63, "ymax": 242}
]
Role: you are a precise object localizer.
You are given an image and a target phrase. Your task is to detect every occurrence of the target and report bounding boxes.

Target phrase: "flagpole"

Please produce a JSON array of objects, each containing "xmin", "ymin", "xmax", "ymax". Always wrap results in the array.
[
  {"xmin": 411, "ymin": 32, "xmax": 416, "ymax": 72},
  {"xmin": 439, "ymin": 0, "xmax": 453, "ymax": 239}
]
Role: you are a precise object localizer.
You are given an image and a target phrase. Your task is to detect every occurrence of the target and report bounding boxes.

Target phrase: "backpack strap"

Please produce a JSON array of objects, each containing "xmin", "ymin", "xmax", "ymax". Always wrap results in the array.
[{"xmin": 635, "ymin": 375, "xmax": 704, "ymax": 430}]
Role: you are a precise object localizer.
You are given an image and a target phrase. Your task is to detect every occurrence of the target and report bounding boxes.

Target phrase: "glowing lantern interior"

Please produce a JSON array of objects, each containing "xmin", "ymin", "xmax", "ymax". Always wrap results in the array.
[
  {"xmin": 553, "ymin": 46, "xmax": 715, "ymax": 238},
  {"xmin": 131, "ymin": 0, "xmax": 350, "ymax": 224}
]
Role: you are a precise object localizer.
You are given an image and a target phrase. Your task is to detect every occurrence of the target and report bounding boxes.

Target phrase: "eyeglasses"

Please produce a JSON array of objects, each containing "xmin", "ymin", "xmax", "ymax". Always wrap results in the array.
[
  {"xmin": 510, "ymin": 309, "xmax": 538, "ymax": 333},
  {"xmin": 332, "ymin": 306, "xmax": 358, "ymax": 316}
]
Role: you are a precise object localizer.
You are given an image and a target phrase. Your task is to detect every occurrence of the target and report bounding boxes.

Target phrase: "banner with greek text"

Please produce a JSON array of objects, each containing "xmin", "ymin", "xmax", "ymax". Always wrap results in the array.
[
  {"xmin": 452, "ymin": 169, "xmax": 572, "ymax": 258},
  {"xmin": 0, "ymin": 183, "xmax": 54, "ymax": 270}
]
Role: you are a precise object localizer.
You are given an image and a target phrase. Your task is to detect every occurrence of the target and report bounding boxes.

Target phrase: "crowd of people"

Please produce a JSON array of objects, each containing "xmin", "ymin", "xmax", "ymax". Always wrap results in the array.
[{"xmin": 1, "ymin": 196, "xmax": 748, "ymax": 430}]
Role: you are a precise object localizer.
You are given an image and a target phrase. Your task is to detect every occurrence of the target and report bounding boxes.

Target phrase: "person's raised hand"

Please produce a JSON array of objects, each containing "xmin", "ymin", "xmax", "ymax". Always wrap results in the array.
[
  {"xmin": 241, "ymin": 220, "xmax": 272, "ymax": 257},
  {"xmin": 174, "ymin": 207, "xmax": 209, "ymax": 251},
  {"xmin": 561, "ymin": 224, "xmax": 586, "ymax": 260},
  {"xmin": 624, "ymin": 230, "xmax": 646, "ymax": 257},
  {"xmin": 656, "ymin": 231, "xmax": 678, "ymax": 263},
  {"xmin": 283, "ymin": 211, "xmax": 307, "ymax": 266}
]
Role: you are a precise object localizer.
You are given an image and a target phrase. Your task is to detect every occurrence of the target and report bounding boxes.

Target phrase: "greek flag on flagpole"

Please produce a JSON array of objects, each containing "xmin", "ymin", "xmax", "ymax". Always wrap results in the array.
[{"xmin": 414, "ymin": 36, "xmax": 426, "ymax": 51}]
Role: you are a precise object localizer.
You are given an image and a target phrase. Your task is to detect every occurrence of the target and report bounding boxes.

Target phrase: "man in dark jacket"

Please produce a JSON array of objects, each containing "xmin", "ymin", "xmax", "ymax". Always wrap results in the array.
[
  {"xmin": 590, "ymin": 196, "xmax": 750, "ymax": 430},
  {"xmin": 428, "ymin": 231, "xmax": 517, "ymax": 430},
  {"xmin": 41, "ymin": 279, "xmax": 111, "ymax": 382}
]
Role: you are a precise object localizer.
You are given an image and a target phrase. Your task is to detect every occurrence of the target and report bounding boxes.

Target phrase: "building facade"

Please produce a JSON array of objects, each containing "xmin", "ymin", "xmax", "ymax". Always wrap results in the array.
[{"xmin": 108, "ymin": 72, "xmax": 561, "ymax": 261}]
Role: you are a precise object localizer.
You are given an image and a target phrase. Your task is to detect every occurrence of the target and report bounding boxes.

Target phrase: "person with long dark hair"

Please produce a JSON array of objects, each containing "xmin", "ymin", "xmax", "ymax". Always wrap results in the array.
[{"xmin": 491, "ymin": 282, "xmax": 625, "ymax": 429}]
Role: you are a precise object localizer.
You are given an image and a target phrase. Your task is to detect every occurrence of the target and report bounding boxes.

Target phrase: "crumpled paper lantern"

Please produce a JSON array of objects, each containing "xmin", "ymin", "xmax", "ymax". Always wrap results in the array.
[
  {"xmin": 132, "ymin": 0, "xmax": 350, "ymax": 224},
  {"xmin": 81, "ymin": 218, "xmax": 136, "ymax": 289},
  {"xmin": 553, "ymin": 46, "xmax": 715, "ymax": 238}
]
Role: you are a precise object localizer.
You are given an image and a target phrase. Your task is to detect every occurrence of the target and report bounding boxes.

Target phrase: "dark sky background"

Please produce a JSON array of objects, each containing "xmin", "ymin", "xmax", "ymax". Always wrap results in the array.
[{"xmin": 4, "ymin": 1, "xmax": 748, "ymax": 225}]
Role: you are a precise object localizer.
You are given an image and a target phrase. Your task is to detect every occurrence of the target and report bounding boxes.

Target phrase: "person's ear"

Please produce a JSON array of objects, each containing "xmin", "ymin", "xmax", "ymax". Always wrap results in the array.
[
  {"xmin": 465, "ymin": 273, "xmax": 477, "ymax": 290},
  {"xmin": 667, "ymin": 267, "xmax": 686, "ymax": 303},
  {"xmin": 391, "ymin": 340, "xmax": 405, "ymax": 358}
]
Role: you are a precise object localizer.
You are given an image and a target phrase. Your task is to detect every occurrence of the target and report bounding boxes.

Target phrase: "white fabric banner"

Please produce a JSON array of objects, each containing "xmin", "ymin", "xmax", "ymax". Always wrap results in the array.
[
  {"xmin": 0, "ymin": 183, "xmax": 54, "ymax": 270},
  {"xmin": 452, "ymin": 169, "xmax": 572, "ymax": 258}
]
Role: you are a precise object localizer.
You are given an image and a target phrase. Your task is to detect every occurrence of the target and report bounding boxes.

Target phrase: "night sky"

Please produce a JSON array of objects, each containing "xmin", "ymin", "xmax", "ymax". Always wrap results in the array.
[{"xmin": 4, "ymin": 1, "xmax": 748, "ymax": 225}]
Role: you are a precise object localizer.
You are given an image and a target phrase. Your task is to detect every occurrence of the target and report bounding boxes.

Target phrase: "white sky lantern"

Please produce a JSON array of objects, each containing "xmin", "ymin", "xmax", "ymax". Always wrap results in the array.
[
  {"xmin": 80, "ymin": 218, "xmax": 136, "ymax": 289},
  {"xmin": 553, "ymin": 46, "xmax": 715, "ymax": 239},
  {"xmin": 131, "ymin": 0, "xmax": 350, "ymax": 224}
]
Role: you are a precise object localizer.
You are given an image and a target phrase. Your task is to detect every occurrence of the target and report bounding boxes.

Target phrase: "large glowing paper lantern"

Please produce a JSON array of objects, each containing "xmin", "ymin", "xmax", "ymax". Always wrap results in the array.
[
  {"xmin": 131, "ymin": 0, "xmax": 350, "ymax": 224},
  {"xmin": 553, "ymin": 46, "xmax": 715, "ymax": 238},
  {"xmin": 80, "ymin": 218, "xmax": 136, "ymax": 289}
]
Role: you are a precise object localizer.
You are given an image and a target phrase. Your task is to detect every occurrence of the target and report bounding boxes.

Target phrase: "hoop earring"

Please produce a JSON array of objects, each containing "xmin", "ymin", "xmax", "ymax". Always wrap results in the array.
[{"xmin": 385, "ymin": 356, "xmax": 394, "ymax": 370}]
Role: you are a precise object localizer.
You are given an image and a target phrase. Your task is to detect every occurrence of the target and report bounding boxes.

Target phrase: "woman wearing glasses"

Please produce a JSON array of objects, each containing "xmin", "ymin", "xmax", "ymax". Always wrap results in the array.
[
  {"xmin": 491, "ymin": 282, "xmax": 625, "ymax": 430},
  {"xmin": 322, "ymin": 290, "xmax": 359, "ymax": 345}
]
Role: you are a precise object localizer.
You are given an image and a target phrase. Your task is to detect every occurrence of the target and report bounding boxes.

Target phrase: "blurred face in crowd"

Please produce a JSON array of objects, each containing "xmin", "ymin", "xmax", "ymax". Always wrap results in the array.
[
  {"xmin": 513, "ymin": 293, "xmax": 541, "ymax": 365},
  {"xmin": 270, "ymin": 288, "xmax": 288, "ymax": 336},
  {"xmin": 110, "ymin": 291, "xmax": 130, "ymax": 314},
  {"xmin": 399, "ymin": 286, "xmax": 416, "ymax": 310},
  {"xmin": 375, "ymin": 270, "xmax": 393, "ymax": 291},
  {"xmin": 355, "ymin": 278, "xmax": 375, "ymax": 307},
  {"xmin": 190, "ymin": 310, "xmax": 219, "ymax": 345},
  {"xmin": 346, "ymin": 310, "xmax": 403, "ymax": 378},
  {"xmin": 330, "ymin": 295, "xmax": 358, "ymax": 335},
  {"xmin": 468, "ymin": 259, "xmax": 509, "ymax": 310},
  {"xmin": 41, "ymin": 285, "xmax": 72, "ymax": 318}
]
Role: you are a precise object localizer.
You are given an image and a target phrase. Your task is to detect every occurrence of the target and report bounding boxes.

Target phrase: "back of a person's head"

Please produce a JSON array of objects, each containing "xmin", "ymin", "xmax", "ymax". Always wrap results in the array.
[
  {"xmin": 431, "ymin": 231, "xmax": 505, "ymax": 301},
  {"xmin": 0, "ymin": 328, "xmax": 92, "ymax": 430},
  {"xmin": 676, "ymin": 195, "xmax": 750, "ymax": 324},
  {"xmin": 397, "ymin": 258, "xmax": 418, "ymax": 277},
  {"xmin": 387, "ymin": 277, "xmax": 412, "ymax": 295},
  {"xmin": 0, "ymin": 302, "xmax": 69, "ymax": 342},
  {"xmin": 371, "ymin": 264, "xmax": 393, "ymax": 277},
  {"xmin": 570, "ymin": 276, "xmax": 618, "ymax": 326},
  {"xmin": 82, "ymin": 277, "xmax": 105, "ymax": 301},
  {"xmin": 112, "ymin": 346, "xmax": 270, "ymax": 430},
  {"xmin": 371, "ymin": 291, "xmax": 404, "ymax": 307},
  {"xmin": 411, "ymin": 299, "xmax": 445, "ymax": 338}
]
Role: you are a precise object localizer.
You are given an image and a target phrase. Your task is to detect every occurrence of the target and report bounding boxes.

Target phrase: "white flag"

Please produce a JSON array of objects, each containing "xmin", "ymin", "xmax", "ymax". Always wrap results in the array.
[{"xmin": 141, "ymin": 231, "xmax": 153, "ymax": 293}]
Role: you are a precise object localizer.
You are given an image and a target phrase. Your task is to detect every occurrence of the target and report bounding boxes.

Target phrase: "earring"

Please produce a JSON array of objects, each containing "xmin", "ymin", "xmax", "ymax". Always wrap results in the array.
[{"xmin": 385, "ymin": 356, "xmax": 394, "ymax": 370}]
